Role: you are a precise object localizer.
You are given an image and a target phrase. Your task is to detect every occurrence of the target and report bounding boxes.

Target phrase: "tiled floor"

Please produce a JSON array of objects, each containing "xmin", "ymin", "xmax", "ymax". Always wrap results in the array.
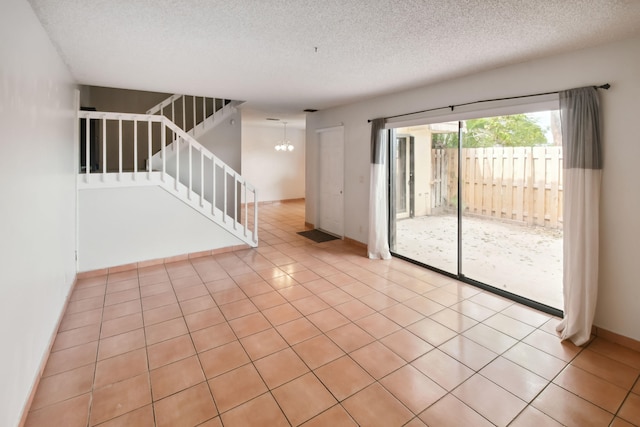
[{"xmin": 25, "ymin": 200, "xmax": 640, "ymax": 426}]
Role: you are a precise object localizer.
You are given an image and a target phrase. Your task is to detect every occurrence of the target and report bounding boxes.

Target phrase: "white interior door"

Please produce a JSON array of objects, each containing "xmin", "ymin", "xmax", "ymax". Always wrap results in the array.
[{"xmin": 318, "ymin": 128, "xmax": 344, "ymax": 237}]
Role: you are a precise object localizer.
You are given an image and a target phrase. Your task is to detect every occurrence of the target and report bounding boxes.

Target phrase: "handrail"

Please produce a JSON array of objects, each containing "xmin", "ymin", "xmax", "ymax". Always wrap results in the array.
[
  {"xmin": 78, "ymin": 110, "xmax": 258, "ymax": 245},
  {"xmin": 145, "ymin": 94, "xmax": 231, "ymax": 137}
]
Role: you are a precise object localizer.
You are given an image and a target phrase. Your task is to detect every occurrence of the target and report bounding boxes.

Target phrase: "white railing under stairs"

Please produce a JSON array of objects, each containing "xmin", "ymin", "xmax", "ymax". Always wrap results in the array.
[
  {"xmin": 146, "ymin": 94, "xmax": 241, "ymax": 139},
  {"xmin": 78, "ymin": 110, "xmax": 258, "ymax": 247}
]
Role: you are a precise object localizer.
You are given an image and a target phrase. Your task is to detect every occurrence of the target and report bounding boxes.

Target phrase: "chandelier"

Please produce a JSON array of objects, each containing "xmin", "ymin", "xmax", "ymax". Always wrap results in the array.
[{"xmin": 274, "ymin": 121, "xmax": 294, "ymax": 151}]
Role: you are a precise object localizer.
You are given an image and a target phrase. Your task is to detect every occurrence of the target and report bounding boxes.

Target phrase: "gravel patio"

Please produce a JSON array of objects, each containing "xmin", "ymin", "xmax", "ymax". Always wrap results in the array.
[{"xmin": 394, "ymin": 214, "xmax": 563, "ymax": 309}]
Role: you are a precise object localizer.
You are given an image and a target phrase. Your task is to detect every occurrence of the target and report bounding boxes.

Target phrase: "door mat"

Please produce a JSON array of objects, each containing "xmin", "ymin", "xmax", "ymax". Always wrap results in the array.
[{"xmin": 297, "ymin": 229, "xmax": 339, "ymax": 243}]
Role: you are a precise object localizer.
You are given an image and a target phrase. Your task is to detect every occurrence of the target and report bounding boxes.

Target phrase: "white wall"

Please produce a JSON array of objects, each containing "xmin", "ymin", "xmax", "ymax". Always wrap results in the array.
[
  {"xmin": 242, "ymin": 124, "xmax": 305, "ymax": 202},
  {"xmin": 78, "ymin": 186, "xmax": 244, "ymax": 271},
  {"xmin": 198, "ymin": 109, "xmax": 242, "ymax": 172},
  {"xmin": 306, "ymin": 36, "xmax": 640, "ymax": 342},
  {"xmin": 0, "ymin": 0, "xmax": 77, "ymax": 425}
]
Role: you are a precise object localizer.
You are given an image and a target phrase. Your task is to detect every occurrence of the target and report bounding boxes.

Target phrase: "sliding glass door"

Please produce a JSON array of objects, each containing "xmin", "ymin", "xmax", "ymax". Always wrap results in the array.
[{"xmin": 389, "ymin": 111, "xmax": 563, "ymax": 311}]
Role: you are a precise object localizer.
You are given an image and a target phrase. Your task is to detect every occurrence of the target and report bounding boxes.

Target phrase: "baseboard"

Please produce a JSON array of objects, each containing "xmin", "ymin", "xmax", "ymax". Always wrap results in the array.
[
  {"xmin": 304, "ymin": 222, "xmax": 314, "ymax": 230},
  {"xmin": 248, "ymin": 198, "xmax": 305, "ymax": 207},
  {"xmin": 18, "ymin": 275, "xmax": 78, "ymax": 427},
  {"xmin": 344, "ymin": 236, "xmax": 367, "ymax": 250},
  {"xmin": 593, "ymin": 325, "xmax": 640, "ymax": 353},
  {"xmin": 77, "ymin": 244, "xmax": 252, "ymax": 278}
]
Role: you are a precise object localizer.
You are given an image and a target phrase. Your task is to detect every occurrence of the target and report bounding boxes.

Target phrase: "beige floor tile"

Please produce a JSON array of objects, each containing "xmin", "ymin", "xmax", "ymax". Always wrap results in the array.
[
  {"xmin": 154, "ymin": 382, "xmax": 217, "ymax": 427},
  {"xmin": 199, "ymin": 340, "xmax": 249, "ymax": 379},
  {"xmin": 147, "ymin": 334, "xmax": 196, "ymax": 369},
  {"xmin": 208, "ymin": 364, "xmax": 267, "ymax": 412},
  {"xmin": 308, "ymin": 307, "xmax": 350, "ymax": 332},
  {"xmin": 452, "ymin": 374, "xmax": 527, "ymax": 426},
  {"xmin": 412, "ymin": 349, "xmax": 474, "ymax": 391},
  {"xmin": 100, "ymin": 312, "xmax": 143, "ymax": 339},
  {"xmin": 479, "ymin": 356, "xmax": 548, "ymax": 402},
  {"xmin": 149, "ymin": 355, "xmax": 205, "ymax": 401},
  {"xmin": 523, "ymin": 329, "xmax": 582, "ymax": 362},
  {"xmin": 531, "ymin": 383, "xmax": 614, "ymax": 426},
  {"xmin": 380, "ymin": 329, "xmax": 433, "ymax": 362},
  {"xmin": 439, "ymin": 335, "xmax": 498, "ymax": 371},
  {"xmin": 587, "ymin": 337, "xmax": 640, "ymax": 370},
  {"xmin": 219, "ymin": 298, "xmax": 259, "ymax": 320},
  {"xmin": 94, "ymin": 348, "xmax": 148, "ymax": 389},
  {"xmin": 553, "ymin": 364, "xmax": 628, "ymax": 413},
  {"xmin": 43, "ymin": 341, "xmax": 98, "ymax": 377},
  {"xmin": 239, "ymin": 327, "xmax": 288, "ymax": 360},
  {"xmin": 52, "ymin": 323, "xmax": 101, "ymax": 351},
  {"xmin": 571, "ymin": 349, "xmax": 639, "ymax": 389},
  {"xmin": 482, "ymin": 312, "xmax": 536, "ymax": 340},
  {"xmin": 145, "ymin": 317, "xmax": 188, "ymax": 345},
  {"xmin": 228, "ymin": 312, "xmax": 271, "ymax": 338},
  {"xmin": 355, "ymin": 312, "xmax": 402, "ymax": 339},
  {"xmin": 90, "ymin": 373, "xmax": 151, "ymax": 425},
  {"xmin": 462, "ymin": 323, "xmax": 518, "ymax": 354},
  {"xmin": 420, "ymin": 394, "xmax": 493, "ymax": 427},
  {"xmin": 503, "ymin": 342, "xmax": 567, "ymax": 380},
  {"xmin": 184, "ymin": 307, "xmax": 225, "ymax": 332},
  {"xmin": 220, "ymin": 393, "xmax": 289, "ymax": 427},
  {"xmin": 254, "ymin": 347, "xmax": 309, "ymax": 388},
  {"xmin": 314, "ymin": 355, "xmax": 375, "ymax": 401},
  {"xmin": 342, "ymin": 383, "xmax": 413, "ymax": 427},
  {"xmin": 262, "ymin": 302, "xmax": 303, "ymax": 326},
  {"xmin": 503, "ymin": 405, "xmax": 563, "ymax": 427},
  {"xmin": 142, "ymin": 303, "xmax": 182, "ymax": 325},
  {"xmin": 380, "ymin": 304, "xmax": 424, "ymax": 327},
  {"xmin": 293, "ymin": 334, "xmax": 345, "ymax": 369},
  {"xmin": 250, "ymin": 290, "xmax": 288, "ymax": 310},
  {"xmin": 300, "ymin": 405, "xmax": 358, "ymax": 426},
  {"xmin": 618, "ymin": 392, "xmax": 640, "ymax": 425},
  {"xmin": 191, "ymin": 322, "xmax": 236, "ymax": 353},
  {"xmin": 380, "ymin": 364, "xmax": 446, "ymax": 413},
  {"xmin": 25, "ymin": 393, "xmax": 90, "ymax": 427},
  {"xmin": 350, "ymin": 341, "xmax": 406, "ymax": 379},
  {"xmin": 31, "ymin": 364, "xmax": 95, "ymax": 411},
  {"xmin": 429, "ymin": 308, "xmax": 477, "ymax": 333},
  {"xmin": 272, "ymin": 373, "xmax": 337, "ymax": 425},
  {"xmin": 406, "ymin": 318, "xmax": 457, "ymax": 346},
  {"xmin": 276, "ymin": 317, "xmax": 321, "ymax": 345},
  {"xmin": 92, "ymin": 405, "xmax": 154, "ymax": 427},
  {"xmin": 334, "ymin": 299, "xmax": 375, "ymax": 320}
]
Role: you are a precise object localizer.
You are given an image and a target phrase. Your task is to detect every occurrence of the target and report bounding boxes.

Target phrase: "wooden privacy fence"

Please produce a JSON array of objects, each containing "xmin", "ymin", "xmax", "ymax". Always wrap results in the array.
[{"xmin": 432, "ymin": 147, "xmax": 563, "ymax": 228}]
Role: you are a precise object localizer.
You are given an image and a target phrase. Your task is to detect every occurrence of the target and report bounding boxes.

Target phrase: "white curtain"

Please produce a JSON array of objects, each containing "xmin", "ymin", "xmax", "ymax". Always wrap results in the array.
[
  {"xmin": 556, "ymin": 87, "xmax": 603, "ymax": 346},
  {"xmin": 368, "ymin": 118, "xmax": 391, "ymax": 259}
]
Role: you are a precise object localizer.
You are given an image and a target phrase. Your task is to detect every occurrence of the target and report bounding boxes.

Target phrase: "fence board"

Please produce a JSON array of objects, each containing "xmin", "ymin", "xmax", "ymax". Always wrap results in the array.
[{"xmin": 432, "ymin": 146, "xmax": 562, "ymax": 229}]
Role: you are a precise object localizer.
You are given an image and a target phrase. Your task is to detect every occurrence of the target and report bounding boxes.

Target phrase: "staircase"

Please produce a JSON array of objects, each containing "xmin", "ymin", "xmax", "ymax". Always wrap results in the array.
[
  {"xmin": 146, "ymin": 95, "xmax": 243, "ymax": 173},
  {"xmin": 78, "ymin": 96, "xmax": 258, "ymax": 249},
  {"xmin": 146, "ymin": 94, "xmax": 243, "ymax": 140}
]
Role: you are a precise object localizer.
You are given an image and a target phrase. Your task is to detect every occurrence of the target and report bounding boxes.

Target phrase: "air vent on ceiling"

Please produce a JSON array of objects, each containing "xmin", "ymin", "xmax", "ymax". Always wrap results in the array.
[
  {"xmin": 266, "ymin": 118, "xmax": 280, "ymax": 121},
  {"xmin": 303, "ymin": 109, "xmax": 318, "ymax": 113}
]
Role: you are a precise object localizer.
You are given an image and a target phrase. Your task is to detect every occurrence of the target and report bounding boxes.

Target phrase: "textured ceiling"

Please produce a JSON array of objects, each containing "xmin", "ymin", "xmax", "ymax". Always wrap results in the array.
[{"xmin": 28, "ymin": 0, "xmax": 640, "ymax": 116}]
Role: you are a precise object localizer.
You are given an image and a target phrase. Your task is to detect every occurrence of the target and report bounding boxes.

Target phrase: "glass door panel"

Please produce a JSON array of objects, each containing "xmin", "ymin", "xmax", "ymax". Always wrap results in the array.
[
  {"xmin": 459, "ymin": 112, "xmax": 563, "ymax": 309},
  {"xmin": 390, "ymin": 123, "xmax": 459, "ymax": 275},
  {"xmin": 389, "ymin": 111, "xmax": 563, "ymax": 311}
]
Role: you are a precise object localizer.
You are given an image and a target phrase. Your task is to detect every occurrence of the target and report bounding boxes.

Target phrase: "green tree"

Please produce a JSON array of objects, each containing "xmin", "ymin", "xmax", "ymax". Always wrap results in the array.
[{"xmin": 431, "ymin": 114, "xmax": 548, "ymax": 148}]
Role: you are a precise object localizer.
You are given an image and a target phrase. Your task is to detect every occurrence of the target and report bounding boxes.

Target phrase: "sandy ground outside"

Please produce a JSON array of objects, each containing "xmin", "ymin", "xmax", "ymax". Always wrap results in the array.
[{"xmin": 394, "ymin": 214, "xmax": 563, "ymax": 310}]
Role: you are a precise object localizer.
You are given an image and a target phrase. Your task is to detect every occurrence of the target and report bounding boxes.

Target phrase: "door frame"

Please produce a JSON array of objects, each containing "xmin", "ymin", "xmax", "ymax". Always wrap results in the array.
[{"xmin": 386, "ymin": 124, "xmax": 562, "ymax": 318}]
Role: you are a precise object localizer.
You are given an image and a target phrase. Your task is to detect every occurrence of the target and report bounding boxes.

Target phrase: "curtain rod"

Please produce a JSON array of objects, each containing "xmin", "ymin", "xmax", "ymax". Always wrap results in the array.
[{"xmin": 367, "ymin": 83, "xmax": 610, "ymax": 123}]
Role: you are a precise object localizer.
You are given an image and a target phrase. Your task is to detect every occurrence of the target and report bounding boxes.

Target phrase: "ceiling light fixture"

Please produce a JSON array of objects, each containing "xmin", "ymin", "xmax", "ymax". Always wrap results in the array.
[{"xmin": 274, "ymin": 121, "xmax": 294, "ymax": 152}]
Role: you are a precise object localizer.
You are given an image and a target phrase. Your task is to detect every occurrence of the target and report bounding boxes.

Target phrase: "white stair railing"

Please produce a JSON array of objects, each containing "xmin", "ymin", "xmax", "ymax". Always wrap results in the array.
[
  {"xmin": 78, "ymin": 110, "xmax": 258, "ymax": 246},
  {"xmin": 146, "ymin": 94, "xmax": 232, "ymax": 137}
]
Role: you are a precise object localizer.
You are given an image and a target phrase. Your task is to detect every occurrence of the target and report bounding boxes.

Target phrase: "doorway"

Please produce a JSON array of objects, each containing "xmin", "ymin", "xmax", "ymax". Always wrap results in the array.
[{"xmin": 389, "ymin": 111, "xmax": 564, "ymax": 312}]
